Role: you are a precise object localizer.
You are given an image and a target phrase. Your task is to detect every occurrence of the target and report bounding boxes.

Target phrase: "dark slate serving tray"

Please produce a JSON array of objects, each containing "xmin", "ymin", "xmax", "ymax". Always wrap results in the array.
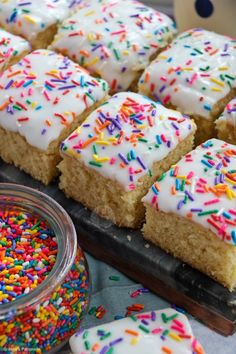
[{"xmin": 1, "ymin": 160, "xmax": 236, "ymax": 336}]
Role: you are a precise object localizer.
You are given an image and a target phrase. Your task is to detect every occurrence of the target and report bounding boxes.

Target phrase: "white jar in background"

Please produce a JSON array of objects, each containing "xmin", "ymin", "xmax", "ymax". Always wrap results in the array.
[{"xmin": 174, "ymin": 0, "xmax": 236, "ymax": 37}]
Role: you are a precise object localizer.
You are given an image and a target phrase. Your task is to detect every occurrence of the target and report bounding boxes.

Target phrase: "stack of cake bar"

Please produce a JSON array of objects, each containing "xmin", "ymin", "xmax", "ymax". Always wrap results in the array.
[{"xmin": 0, "ymin": 0, "xmax": 236, "ymax": 292}]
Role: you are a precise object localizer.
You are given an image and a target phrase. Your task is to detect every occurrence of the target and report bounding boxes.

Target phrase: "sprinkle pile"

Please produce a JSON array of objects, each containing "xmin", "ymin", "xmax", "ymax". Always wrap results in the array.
[
  {"xmin": 0, "ymin": 49, "xmax": 108, "ymax": 151},
  {"xmin": 51, "ymin": 0, "xmax": 176, "ymax": 91},
  {"xmin": 70, "ymin": 309, "xmax": 205, "ymax": 354},
  {"xmin": 0, "ymin": 210, "xmax": 57, "ymax": 304},
  {"xmin": 0, "ymin": 28, "xmax": 30, "ymax": 71},
  {"xmin": 143, "ymin": 139, "xmax": 236, "ymax": 245},
  {"xmin": 139, "ymin": 28, "xmax": 236, "ymax": 118},
  {"xmin": 0, "ymin": 0, "xmax": 81, "ymax": 42},
  {"xmin": 61, "ymin": 92, "xmax": 195, "ymax": 191},
  {"xmin": 0, "ymin": 245, "xmax": 89, "ymax": 353}
]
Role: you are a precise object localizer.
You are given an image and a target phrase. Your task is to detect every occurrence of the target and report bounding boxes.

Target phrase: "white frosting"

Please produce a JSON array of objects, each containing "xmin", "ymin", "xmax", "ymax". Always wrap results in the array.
[
  {"xmin": 51, "ymin": 0, "xmax": 176, "ymax": 92},
  {"xmin": 139, "ymin": 28, "xmax": 236, "ymax": 119},
  {"xmin": 61, "ymin": 92, "xmax": 195, "ymax": 192},
  {"xmin": 0, "ymin": 28, "xmax": 30, "ymax": 71},
  {"xmin": 70, "ymin": 308, "xmax": 204, "ymax": 354},
  {"xmin": 217, "ymin": 97, "xmax": 236, "ymax": 128},
  {"xmin": 143, "ymin": 139, "xmax": 236, "ymax": 246},
  {"xmin": 0, "ymin": 0, "xmax": 82, "ymax": 41},
  {"xmin": 0, "ymin": 49, "xmax": 109, "ymax": 151}
]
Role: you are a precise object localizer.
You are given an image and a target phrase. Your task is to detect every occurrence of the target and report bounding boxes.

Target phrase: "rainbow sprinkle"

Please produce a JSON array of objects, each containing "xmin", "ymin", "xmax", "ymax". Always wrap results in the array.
[
  {"xmin": 144, "ymin": 139, "xmax": 236, "ymax": 245},
  {"xmin": 51, "ymin": 0, "xmax": 176, "ymax": 92},
  {"xmin": 70, "ymin": 309, "xmax": 205, "ymax": 354},
  {"xmin": 139, "ymin": 28, "xmax": 236, "ymax": 119}
]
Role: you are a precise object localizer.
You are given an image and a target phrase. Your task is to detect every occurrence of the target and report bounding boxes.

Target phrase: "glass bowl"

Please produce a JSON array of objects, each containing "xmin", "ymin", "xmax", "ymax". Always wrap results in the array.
[{"xmin": 0, "ymin": 183, "xmax": 90, "ymax": 354}]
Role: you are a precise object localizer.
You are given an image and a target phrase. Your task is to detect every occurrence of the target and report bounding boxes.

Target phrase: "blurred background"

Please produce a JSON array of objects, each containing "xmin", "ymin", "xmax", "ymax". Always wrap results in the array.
[
  {"xmin": 145, "ymin": 0, "xmax": 173, "ymax": 15},
  {"xmin": 145, "ymin": 0, "xmax": 236, "ymax": 37}
]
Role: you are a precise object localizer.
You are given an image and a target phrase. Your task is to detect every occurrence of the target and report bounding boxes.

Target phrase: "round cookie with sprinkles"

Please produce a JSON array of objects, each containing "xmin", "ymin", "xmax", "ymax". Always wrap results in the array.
[
  {"xmin": 0, "ymin": 0, "xmax": 82, "ymax": 49},
  {"xmin": 51, "ymin": 0, "xmax": 176, "ymax": 92},
  {"xmin": 69, "ymin": 308, "xmax": 205, "ymax": 354},
  {"xmin": 59, "ymin": 92, "xmax": 196, "ymax": 228},
  {"xmin": 0, "ymin": 28, "xmax": 31, "ymax": 72},
  {"xmin": 139, "ymin": 28, "xmax": 236, "ymax": 144},
  {"xmin": 143, "ymin": 138, "xmax": 236, "ymax": 290},
  {"xmin": 216, "ymin": 97, "xmax": 236, "ymax": 144}
]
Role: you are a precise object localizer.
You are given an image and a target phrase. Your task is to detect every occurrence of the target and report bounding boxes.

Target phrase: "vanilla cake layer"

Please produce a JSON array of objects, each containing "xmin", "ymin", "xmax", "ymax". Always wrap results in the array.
[
  {"xmin": 0, "ymin": 28, "xmax": 31, "ymax": 72},
  {"xmin": 0, "ymin": 50, "xmax": 109, "ymax": 184},
  {"xmin": 139, "ymin": 28, "xmax": 236, "ymax": 145},
  {"xmin": 70, "ymin": 309, "xmax": 205, "ymax": 354},
  {"xmin": 143, "ymin": 139, "xmax": 236, "ymax": 290},
  {"xmin": 59, "ymin": 92, "xmax": 196, "ymax": 228},
  {"xmin": 216, "ymin": 97, "xmax": 236, "ymax": 144},
  {"xmin": 0, "ymin": 0, "xmax": 81, "ymax": 49},
  {"xmin": 51, "ymin": 0, "xmax": 176, "ymax": 93}
]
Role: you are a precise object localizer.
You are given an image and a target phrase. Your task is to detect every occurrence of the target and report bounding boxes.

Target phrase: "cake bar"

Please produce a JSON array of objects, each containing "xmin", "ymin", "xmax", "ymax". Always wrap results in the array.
[
  {"xmin": 143, "ymin": 139, "xmax": 236, "ymax": 290},
  {"xmin": 139, "ymin": 28, "xmax": 236, "ymax": 145},
  {"xmin": 51, "ymin": 0, "xmax": 176, "ymax": 93},
  {"xmin": 0, "ymin": 28, "xmax": 30, "ymax": 72},
  {"xmin": 0, "ymin": 0, "xmax": 81, "ymax": 49},
  {"xmin": 0, "ymin": 49, "xmax": 109, "ymax": 184},
  {"xmin": 70, "ymin": 308, "xmax": 205, "ymax": 354},
  {"xmin": 59, "ymin": 92, "xmax": 195, "ymax": 228}
]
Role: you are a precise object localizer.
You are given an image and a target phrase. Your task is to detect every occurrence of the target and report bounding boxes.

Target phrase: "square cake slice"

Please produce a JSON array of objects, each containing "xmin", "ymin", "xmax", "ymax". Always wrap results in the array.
[
  {"xmin": 139, "ymin": 28, "xmax": 236, "ymax": 145},
  {"xmin": 216, "ymin": 97, "xmax": 236, "ymax": 144},
  {"xmin": 0, "ymin": 0, "xmax": 81, "ymax": 49},
  {"xmin": 59, "ymin": 92, "xmax": 196, "ymax": 228},
  {"xmin": 0, "ymin": 49, "xmax": 109, "ymax": 184},
  {"xmin": 51, "ymin": 0, "xmax": 176, "ymax": 93},
  {"xmin": 143, "ymin": 139, "xmax": 236, "ymax": 290},
  {"xmin": 69, "ymin": 309, "xmax": 205, "ymax": 354},
  {"xmin": 0, "ymin": 28, "xmax": 31, "ymax": 72}
]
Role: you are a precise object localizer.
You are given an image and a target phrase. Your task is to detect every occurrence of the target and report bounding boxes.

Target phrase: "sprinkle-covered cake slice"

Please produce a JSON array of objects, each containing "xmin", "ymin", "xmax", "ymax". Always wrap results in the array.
[
  {"xmin": 0, "ymin": 28, "xmax": 31, "ymax": 72},
  {"xmin": 69, "ymin": 308, "xmax": 205, "ymax": 354},
  {"xmin": 0, "ymin": 0, "xmax": 81, "ymax": 49},
  {"xmin": 59, "ymin": 92, "xmax": 195, "ymax": 228},
  {"xmin": 216, "ymin": 97, "xmax": 236, "ymax": 144},
  {"xmin": 0, "ymin": 49, "xmax": 109, "ymax": 184},
  {"xmin": 51, "ymin": 0, "xmax": 176, "ymax": 93},
  {"xmin": 139, "ymin": 28, "xmax": 236, "ymax": 145},
  {"xmin": 143, "ymin": 139, "xmax": 236, "ymax": 290}
]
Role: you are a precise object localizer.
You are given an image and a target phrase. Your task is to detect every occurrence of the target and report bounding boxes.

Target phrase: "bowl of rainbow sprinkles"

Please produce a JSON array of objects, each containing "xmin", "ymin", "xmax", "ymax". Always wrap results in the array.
[{"xmin": 0, "ymin": 183, "xmax": 90, "ymax": 354}]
